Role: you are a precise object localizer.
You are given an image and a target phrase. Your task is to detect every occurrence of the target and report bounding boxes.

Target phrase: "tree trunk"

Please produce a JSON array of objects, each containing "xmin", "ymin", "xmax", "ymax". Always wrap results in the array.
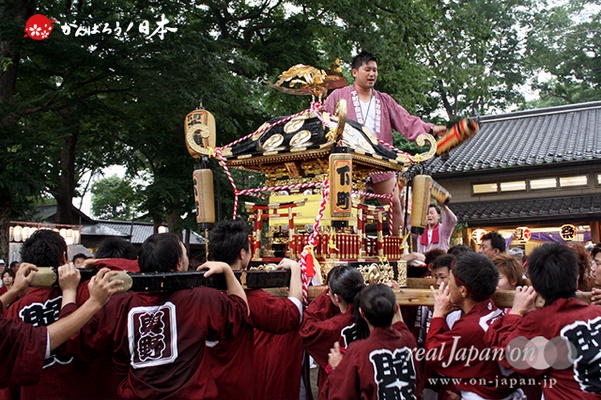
[
  {"xmin": 54, "ymin": 127, "xmax": 79, "ymax": 224},
  {"xmin": 0, "ymin": 42, "xmax": 19, "ymax": 109},
  {"xmin": 0, "ymin": 0, "xmax": 36, "ymax": 258},
  {"xmin": 0, "ymin": 0, "xmax": 36, "ymax": 108},
  {"xmin": 0, "ymin": 196, "xmax": 11, "ymax": 261},
  {"xmin": 153, "ymin": 215, "xmax": 164, "ymax": 234},
  {"xmin": 168, "ymin": 208, "xmax": 183, "ymax": 239}
]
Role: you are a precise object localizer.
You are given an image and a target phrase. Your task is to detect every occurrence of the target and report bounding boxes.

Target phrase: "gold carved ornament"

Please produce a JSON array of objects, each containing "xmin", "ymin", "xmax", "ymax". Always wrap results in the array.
[
  {"xmin": 396, "ymin": 133, "xmax": 437, "ymax": 164},
  {"xmin": 359, "ymin": 261, "xmax": 395, "ymax": 285},
  {"xmin": 262, "ymin": 61, "xmax": 347, "ymax": 102}
]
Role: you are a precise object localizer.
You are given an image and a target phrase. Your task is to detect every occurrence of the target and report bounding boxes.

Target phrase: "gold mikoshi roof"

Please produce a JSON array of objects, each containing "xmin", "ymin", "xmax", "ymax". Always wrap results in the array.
[{"xmin": 222, "ymin": 107, "xmax": 436, "ymax": 184}]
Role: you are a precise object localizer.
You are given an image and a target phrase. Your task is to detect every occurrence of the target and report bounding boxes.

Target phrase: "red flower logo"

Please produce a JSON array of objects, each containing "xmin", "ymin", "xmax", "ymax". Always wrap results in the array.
[{"xmin": 24, "ymin": 14, "xmax": 56, "ymax": 40}]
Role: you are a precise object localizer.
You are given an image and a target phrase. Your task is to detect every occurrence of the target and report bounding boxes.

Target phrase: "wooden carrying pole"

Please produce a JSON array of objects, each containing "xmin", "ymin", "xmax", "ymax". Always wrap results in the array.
[
  {"xmin": 406, "ymin": 277, "xmax": 533, "ymax": 289},
  {"xmin": 30, "ymin": 267, "xmax": 591, "ymax": 307},
  {"xmin": 262, "ymin": 286, "xmax": 593, "ymax": 308}
]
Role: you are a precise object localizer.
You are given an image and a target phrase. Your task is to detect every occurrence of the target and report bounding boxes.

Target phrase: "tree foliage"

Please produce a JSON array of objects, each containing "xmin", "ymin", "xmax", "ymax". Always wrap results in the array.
[
  {"xmin": 523, "ymin": 0, "xmax": 601, "ymax": 106},
  {"xmin": 91, "ymin": 174, "xmax": 143, "ymax": 220},
  {"xmin": 418, "ymin": 0, "xmax": 537, "ymax": 119},
  {"xmin": 1, "ymin": 0, "xmax": 600, "ymax": 259}
]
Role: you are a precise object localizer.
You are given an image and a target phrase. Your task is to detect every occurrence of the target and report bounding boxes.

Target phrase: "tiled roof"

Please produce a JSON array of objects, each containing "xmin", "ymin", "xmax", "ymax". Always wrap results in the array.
[
  {"xmin": 428, "ymin": 101, "xmax": 601, "ymax": 175},
  {"xmin": 81, "ymin": 224, "xmax": 129, "ymax": 237},
  {"xmin": 96, "ymin": 220, "xmax": 206, "ymax": 245},
  {"xmin": 32, "ymin": 205, "xmax": 206, "ymax": 245},
  {"xmin": 450, "ymin": 194, "xmax": 601, "ymax": 227},
  {"xmin": 33, "ymin": 204, "xmax": 96, "ymax": 225},
  {"xmin": 67, "ymin": 244, "xmax": 94, "ymax": 259}
]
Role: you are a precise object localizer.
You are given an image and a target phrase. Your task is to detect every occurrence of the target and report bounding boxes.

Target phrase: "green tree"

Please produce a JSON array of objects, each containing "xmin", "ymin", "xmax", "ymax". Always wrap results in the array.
[
  {"xmin": 299, "ymin": 0, "xmax": 534, "ymax": 120},
  {"xmin": 417, "ymin": 0, "xmax": 536, "ymax": 120},
  {"xmin": 300, "ymin": 0, "xmax": 436, "ymax": 113},
  {"xmin": 524, "ymin": 0, "xmax": 601, "ymax": 106},
  {"xmin": 0, "ymin": 132, "xmax": 45, "ymax": 260},
  {"xmin": 0, "ymin": 0, "xmax": 156, "ymax": 243},
  {"xmin": 91, "ymin": 174, "xmax": 143, "ymax": 220}
]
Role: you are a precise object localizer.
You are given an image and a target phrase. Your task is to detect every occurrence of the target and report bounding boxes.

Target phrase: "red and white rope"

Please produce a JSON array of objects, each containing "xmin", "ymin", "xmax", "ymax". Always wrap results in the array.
[
  {"xmin": 307, "ymin": 181, "xmax": 329, "ymax": 247},
  {"xmin": 240, "ymin": 192, "xmax": 269, "ymax": 199},
  {"xmin": 310, "ymin": 102, "xmax": 334, "ymax": 128},
  {"xmin": 298, "ymin": 180, "xmax": 330, "ymax": 305},
  {"xmin": 375, "ymin": 137, "xmax": 414, "ymax": 161},
  {"xmin": 352, "ymin": 190, "xmax": 394, "ymax": 200},
  {"xmin": 215, "ymin": 148, "xmax": 240, "ymax": 219},
  {"xmin": 237, "ymin": 182, "xmax": 324, "ymax": 196},
  {"xmin": 388, "ymin": 179, "xmax": 398, "ymax": 236},
  {"xmin": 221, "ymin": 131, "xmax": 256, "ymax": 150}
]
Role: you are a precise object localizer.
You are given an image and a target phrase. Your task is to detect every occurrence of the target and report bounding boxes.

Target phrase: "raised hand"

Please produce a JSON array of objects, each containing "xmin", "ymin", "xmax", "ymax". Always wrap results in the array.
[
  {"xmin": 58, "ymin": 263, "xmax": 81, "ymax": 293},
  {"xmin": 197, "ymin": 261, "xmax": 231, "ymax": 277},
  {"xmin": 431, "ymin": 281, "xmax": 453, "ymax": 318},
  {"xmin": 328, "ymin": 341, "xmax": 344, "ymax": 369},
  {"xmin": 509, "ymin": 286, "xmax": 538, "ymax": 317},
  {"xmin": 88, "ymin": 268, "xmax": 124, "ymax": 307},
  {"xmin": 13, "ymin": 262, "xmax": 39, "ymax": 292}
]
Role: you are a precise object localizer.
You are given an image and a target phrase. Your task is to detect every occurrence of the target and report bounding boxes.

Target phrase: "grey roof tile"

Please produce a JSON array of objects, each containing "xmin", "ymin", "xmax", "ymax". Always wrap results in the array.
[
  {"xmin": 31, "ymin": 205, "xmax": 206, "ymax": 245},
  {"xmin": 93, "ymin": 220, "xmax": 206, "ymax": 244},
  {"xmin": 429, "ymin": 101, "xmax": 601, "ymax": 174},
  {"xmin": 450, "ymin": 194, "xmax": 601, "ymax": 226},
  {"xmin": 81, "ymin": 225, "xmax": 129, "ymax": 237}
]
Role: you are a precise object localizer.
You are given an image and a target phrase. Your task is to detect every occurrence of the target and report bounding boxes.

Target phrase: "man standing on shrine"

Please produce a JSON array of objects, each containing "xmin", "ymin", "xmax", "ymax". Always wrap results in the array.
[{"xmin": 325, "ymin": 50, "xmax": 447, "ymax": 236}]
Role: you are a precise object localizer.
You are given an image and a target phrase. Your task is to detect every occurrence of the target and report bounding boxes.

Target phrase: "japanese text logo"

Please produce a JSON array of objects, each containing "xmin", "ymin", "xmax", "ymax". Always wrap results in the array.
[
  {"xmin": 19, "ymin": 297, "xmax": 74, "ymax": 368},
  {"xmin": 24, "ymin": 14, "xmax": 56, "ymax": 40},
  {"xmin": 24, "ymin": 14, "xmax": 177, "ymax": 41},
  {"xmin": 128, "ymin": 302, "xmax": 179, "ymax": 369}
]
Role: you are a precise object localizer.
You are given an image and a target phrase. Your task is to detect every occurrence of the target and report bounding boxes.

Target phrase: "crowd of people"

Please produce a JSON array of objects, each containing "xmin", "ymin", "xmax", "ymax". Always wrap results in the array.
[
  {"xmin": 0, "ymin": 223, "xmax": 304, "ymax": 400},
  {"xmin": 1, "ymin": 222, "xmax": 600, "ymax": 400}
]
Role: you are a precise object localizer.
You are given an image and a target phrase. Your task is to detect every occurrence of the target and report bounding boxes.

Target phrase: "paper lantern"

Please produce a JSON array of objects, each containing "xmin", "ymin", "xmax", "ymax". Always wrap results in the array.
[
  {"xmin": 13, "ymin": 226, "xmax": 22, "ymax": 242},
  {"xmin": 472, "ymin": 229, "xmax": 487, "ymax": 245},
  {"xmin": 193, "ymin": 168, "xmax": 215, "ymax": 228},
  {"xmin": 22, "ymin": 226, "xmax": 31, "ymax": 241},
  {"xmin": 410, "ymin": 175, "xmax": 432, "ymax": 235}
]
